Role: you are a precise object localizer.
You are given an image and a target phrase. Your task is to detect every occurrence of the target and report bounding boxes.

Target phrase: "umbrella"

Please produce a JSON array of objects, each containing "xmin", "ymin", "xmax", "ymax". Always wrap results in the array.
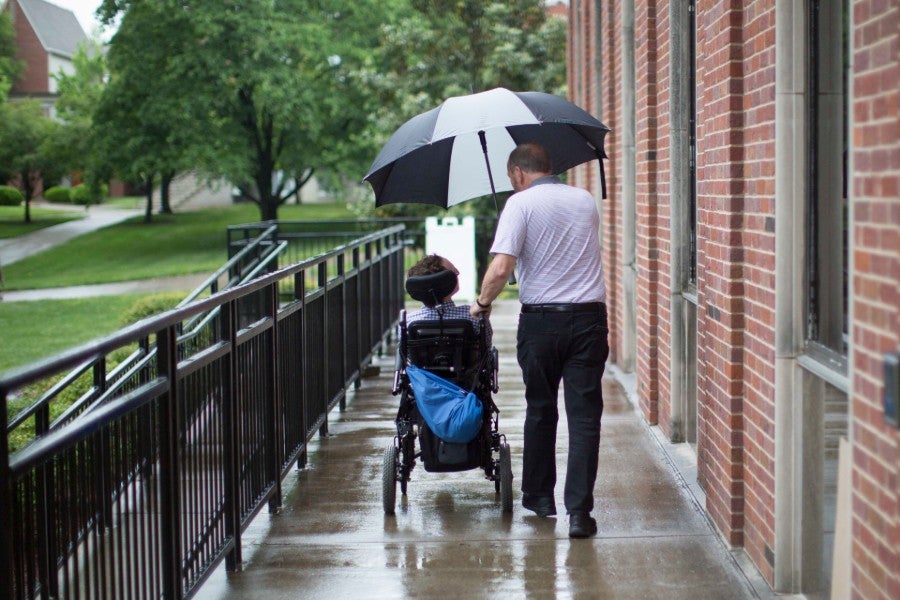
[{"xmin": 363, "ymin": 87, "xmax": 611, "ymax": 211}]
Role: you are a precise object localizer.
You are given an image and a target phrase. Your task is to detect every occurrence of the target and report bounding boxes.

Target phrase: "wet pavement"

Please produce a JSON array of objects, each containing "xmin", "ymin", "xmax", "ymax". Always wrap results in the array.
[{"xmin": 195, "ymin": 300, "xmax": 772, "ymax": 600}]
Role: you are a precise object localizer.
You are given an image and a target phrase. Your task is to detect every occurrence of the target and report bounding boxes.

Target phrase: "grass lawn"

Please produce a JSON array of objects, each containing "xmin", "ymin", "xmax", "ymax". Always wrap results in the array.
[
  {"xmin": 0, "ymin": 205, "xmax": 85, "ymax": 239},
  {"xmin": 0, "ymin": 294, "xmax": 145, "ymax": 373},
  {"xmin": 2, "ymin": 202, "xmax": 355, "ymax": 290},
  {"xmin": 103, "ymin": 196, "xmax": 145, "ymax": 210}
]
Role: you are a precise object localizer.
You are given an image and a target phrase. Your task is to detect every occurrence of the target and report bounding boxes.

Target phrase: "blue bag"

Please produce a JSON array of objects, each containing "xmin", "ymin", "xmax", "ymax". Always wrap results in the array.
[{"xmin": 406, "ymin": 365, "xmax": 483, "ymax": 444}]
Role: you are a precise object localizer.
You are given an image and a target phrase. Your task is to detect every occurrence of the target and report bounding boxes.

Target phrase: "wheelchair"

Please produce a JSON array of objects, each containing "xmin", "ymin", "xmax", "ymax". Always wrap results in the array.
[{"xmin": 382, "ymin": 269, "xmax": 513, "ymax": 515}]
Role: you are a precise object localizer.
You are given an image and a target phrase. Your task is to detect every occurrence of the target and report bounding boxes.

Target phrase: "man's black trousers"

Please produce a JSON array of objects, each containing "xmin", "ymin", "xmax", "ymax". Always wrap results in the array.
[{"xmin": 516, "ymin": 307, "xmax": 610, "ymax": 514}]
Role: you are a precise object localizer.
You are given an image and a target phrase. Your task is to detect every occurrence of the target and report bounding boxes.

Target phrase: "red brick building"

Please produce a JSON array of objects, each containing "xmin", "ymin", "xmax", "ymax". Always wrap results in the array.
[
  {"xmin": 4, "ymin": 0, "xmax": 87, "ymax": 115},
  {"xmin": 568, "ymin": 1, "xmax": 898, "ymax": 597}
]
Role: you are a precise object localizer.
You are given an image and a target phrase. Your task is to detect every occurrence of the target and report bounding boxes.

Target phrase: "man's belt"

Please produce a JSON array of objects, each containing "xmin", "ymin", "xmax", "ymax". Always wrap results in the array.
[{"xmin": 521, "ymin": 302, "xmax": 606, "ymax": 315}]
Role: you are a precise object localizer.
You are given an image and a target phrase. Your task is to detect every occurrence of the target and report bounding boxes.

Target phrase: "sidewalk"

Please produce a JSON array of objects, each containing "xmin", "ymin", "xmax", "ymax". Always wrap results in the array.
[
  {"xmin": 0, "ymin": 273, "xmax": 209, "ymax": 302},
  {"xmin": 0, "ymin": 204, "xmax": 142, "ymax": 266},
  {"xmin": 194, "ymin": 300, "xmax": 774, "ymax": 600},
  {"xmin": 0, "ymin": 201, "xmax": 215, "ymax": 302}
]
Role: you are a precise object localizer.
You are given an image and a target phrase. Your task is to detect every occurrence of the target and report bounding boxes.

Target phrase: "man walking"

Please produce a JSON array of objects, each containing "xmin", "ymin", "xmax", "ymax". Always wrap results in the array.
[{"xmin": 470, "ymin": 143, "xmax": 609, "ymax": 538}]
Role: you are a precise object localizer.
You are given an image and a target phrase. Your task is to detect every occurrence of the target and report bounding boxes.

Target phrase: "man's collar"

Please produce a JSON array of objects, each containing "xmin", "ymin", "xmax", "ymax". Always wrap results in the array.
[{"xmin": 527, "ymin": 174, "xmax": 561, "ymax": 189}]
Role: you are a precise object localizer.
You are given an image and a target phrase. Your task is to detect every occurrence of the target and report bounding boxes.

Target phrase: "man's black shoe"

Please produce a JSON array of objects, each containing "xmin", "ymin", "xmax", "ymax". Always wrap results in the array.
[
  {"xmin": 568, "ymin": 513, "xmax": 597, "ymax": 538},
  {"xmin": 521, "ymin": 493, "xmax": 556, "ymax": 517}
]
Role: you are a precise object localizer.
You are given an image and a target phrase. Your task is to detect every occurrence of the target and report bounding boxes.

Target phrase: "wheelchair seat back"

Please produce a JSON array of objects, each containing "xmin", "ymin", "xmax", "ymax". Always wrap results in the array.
[{"xmin": 405, "ymin": 318, "xmax": 481, "ymax": 383}]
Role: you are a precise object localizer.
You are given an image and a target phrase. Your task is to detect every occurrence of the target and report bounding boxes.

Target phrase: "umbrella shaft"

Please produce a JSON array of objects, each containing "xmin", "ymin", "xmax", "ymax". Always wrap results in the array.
[{"xmin": 478, "ymin": 130, "xmax": 501, "ymax": 215}]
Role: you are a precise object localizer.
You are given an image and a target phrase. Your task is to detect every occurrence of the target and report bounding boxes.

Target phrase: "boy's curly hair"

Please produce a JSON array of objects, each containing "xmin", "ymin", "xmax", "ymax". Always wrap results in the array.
[{"xmin": 407, "ymin": 254, "xmax": 447, "ymax": 278}]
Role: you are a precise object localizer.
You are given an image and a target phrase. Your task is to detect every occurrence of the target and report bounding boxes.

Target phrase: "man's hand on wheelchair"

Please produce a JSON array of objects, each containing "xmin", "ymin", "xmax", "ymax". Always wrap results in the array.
[{"xmin": 471, "ymin": 296, "xmax": 492, "ymax": 318}]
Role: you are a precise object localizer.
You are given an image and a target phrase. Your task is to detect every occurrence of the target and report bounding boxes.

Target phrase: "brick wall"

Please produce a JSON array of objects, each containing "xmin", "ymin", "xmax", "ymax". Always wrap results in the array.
[
  {"xmin": 849, "ymin": 1, "xmax": 899, "ymax": 597},
  {"xmin": 570, "ymin": 0, "xmax": 897, "ymax": 596},
  {"xmin": 687, "ymin": 0, "xmax": 751, "ymax": 552},
  {"xmin": 633, "ymin": 0, "xmax": 663, "ymax": 423},
  {"xmin": 6, "ymin": 0, "xmax": 49, "ymax": 95},
  {"xmin": 570, "ymin": 0, "xmax": 622, "ymax": 365},
  {"xmin": 733, "ymin": 0, "xmax": 777, "ymax": 581}
]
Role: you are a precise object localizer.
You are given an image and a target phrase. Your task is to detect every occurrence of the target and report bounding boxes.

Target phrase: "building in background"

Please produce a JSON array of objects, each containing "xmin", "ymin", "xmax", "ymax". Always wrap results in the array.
[
  {"xmin": 3, "ymin": 0, "xmax": 87, "ymax": 117},
  {"xmin": 568, "ymin": 1, "xmax": 897, "ymax": 597},
  {"xmin": 546, "ymin": 1, "xmax": 567, "ymax": 19}
]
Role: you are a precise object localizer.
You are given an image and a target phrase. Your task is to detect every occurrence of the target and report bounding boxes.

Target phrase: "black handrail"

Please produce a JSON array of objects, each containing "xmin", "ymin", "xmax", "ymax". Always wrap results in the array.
[{"xmin": 0, "ymin": 225, "xmax": 406, "ymax": 600}]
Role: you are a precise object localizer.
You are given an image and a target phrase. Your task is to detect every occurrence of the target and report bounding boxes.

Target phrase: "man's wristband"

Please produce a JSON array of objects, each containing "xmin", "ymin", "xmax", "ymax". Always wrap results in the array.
[{"xmin": 475, "ymin": 297, "xmax": 491, "ymax": 309}]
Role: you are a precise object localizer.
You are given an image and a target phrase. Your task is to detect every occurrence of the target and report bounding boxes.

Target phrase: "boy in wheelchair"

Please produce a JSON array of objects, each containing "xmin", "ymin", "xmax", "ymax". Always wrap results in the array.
[
  {"xmin": 382, "ymin": 255, "xmax": 511, "ymax": 514},
  {"xmin": 404, "ymin": 254, "xmax": 492, "ymax": 345}
]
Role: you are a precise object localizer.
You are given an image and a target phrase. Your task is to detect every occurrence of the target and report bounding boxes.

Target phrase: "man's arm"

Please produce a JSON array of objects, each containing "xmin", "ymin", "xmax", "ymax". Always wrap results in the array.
[{"xmin": 470, "ymin": 253, "xmax": 517, "ymax": 317}]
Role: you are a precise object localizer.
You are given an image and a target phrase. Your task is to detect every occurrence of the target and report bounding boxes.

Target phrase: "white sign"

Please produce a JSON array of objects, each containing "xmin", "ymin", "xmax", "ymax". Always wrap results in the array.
[{"xmin": 425, "ymin": 216, "xmax": 476, "ymax": 302}]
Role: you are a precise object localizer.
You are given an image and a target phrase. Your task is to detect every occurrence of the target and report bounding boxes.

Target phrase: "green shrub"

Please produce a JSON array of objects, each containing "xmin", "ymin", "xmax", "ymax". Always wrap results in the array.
[
  {"xmin": 119, "ymin": 292, "xmax": 186, "ymax": 327},
  {"xmin": 0, "ymin": 185, "xmax": 24, "ymax": 206},
  {"xmin": 7, "ymin": 344, "xmax": 137, "ymax": 453},
  {"xmin": 43, "ymin": 186, "xmax": 72, "ymax": 203},
  {"xmin": 70, "ymin": 184, "xmax": 91, "ymax": 205},
  {"xmin": 71, "ymin": 183, "xmax": 109, "ymax": 206}
]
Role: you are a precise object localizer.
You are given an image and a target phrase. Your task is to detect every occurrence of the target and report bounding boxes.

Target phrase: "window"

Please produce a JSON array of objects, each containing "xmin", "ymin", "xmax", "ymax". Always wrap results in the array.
[{"xmin": 806, "ymin": 0, "xmax": 849, "ymax": 355}]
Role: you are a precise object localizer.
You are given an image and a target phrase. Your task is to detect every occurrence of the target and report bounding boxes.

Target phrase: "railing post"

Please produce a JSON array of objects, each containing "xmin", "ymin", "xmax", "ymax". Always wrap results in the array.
[
  {"xmin": 95, "ymin": 359, "xmax": 114, "ymax": 531},
  {"xmin": 297, "ymin": 269, "xmax": 308, "ymax": 470},
  {"xmin": 366, "ymin": 242, "xmax": 377, "ymax": 357},
  {"xmin": 318, "ymin": 262, "xmax": 329, "ymax": 437},
  {"xmin": 157, "ymin": 326, "xmax": 184, "ymax": 600},
  {"xmin": 139, "ymin": 336, "xmax": 153, "ymax": 482},
  {"xmin": 352, "ymin": 248, "xmax": 362, "ymax": 389},
  {"xmin": 337, "ymin": 254, "xmax": 347, "ymax": 410},
  {"xmin": 32, "ymin": 397, "xmax": 56, "ymax": 600},
  {"xmin": 221, "ymin": 301, "xmax": 243, "ymax": 571},
  {"xmin": 1, "ymin": 390, "xmax": 15, "ymax": 600},
  {"xmin": 395, "ymin": 233, "xmax": 405, "ymax": 332},
  {"xmin": 267, "ymin": 282, "xmax": 283, "ymax": 513}
]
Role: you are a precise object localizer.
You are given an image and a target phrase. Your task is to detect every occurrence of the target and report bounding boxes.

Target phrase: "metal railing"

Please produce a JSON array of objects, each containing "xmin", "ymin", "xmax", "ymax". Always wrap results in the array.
[
  {"xmin": 227, "ymin": 217, "xmax": 499, "ymax": 283},
  {"xmin": 5, "ymin": 226, "xmax": 288, "ymax": 449},
  {"xmin": 0, "ymin": 226, "xmax": 406, "ymax": 600}
]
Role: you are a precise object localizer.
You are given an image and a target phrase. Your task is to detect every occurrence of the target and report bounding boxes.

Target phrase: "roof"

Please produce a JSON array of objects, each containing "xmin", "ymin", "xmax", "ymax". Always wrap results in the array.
[{"xmin": 14, "ymin": 0, "xmax": 87, "ymax": 58}]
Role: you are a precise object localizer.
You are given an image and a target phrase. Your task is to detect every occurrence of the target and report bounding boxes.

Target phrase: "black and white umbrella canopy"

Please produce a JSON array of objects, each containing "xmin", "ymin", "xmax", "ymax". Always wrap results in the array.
[{"xmin": 364, "ymin": 87, "xmax": 611, "ymax": 208}]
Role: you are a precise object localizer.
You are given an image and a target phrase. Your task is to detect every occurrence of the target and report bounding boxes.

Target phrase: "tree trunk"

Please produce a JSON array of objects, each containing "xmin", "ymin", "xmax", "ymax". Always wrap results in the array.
[
  {"xmin": 144, "ymin": 174, "xmax": 155, "ymax": 223},
  {"xmin": 159, "ymin": 172, "xmax": 174, "ymax": 214},
  {"xmin": 21, "ymin": 170, "xmax": 34, "ymax": 223},
  {"xmin": 259, "ymin": 195, "xmax": 278, "ymax": 221},
  {"xmin": 256, "ymin": 162, "xmax": 277, "ymax": 222}
]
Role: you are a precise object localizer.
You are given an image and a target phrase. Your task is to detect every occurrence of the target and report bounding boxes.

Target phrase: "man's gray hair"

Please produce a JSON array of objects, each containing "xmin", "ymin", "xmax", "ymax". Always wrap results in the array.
[{"xmin": 508, "ymin": 143, "xmax": 552, "ymax": 174}]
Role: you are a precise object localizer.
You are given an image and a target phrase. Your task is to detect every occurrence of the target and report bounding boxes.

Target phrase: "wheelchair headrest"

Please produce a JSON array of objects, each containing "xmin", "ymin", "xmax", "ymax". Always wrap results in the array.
[{"xmin": 405, "ymin": 269, "xmax": 458, "ymax": 306}]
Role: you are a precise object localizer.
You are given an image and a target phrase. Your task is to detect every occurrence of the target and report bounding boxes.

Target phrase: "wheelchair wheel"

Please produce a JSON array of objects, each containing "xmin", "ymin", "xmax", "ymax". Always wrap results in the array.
[
  {"xmin": 383, "ymin": 443, "xmax": 398, "ymax": 515},
  {"xmin": 499, "ymin": 441, "xmax": 513, "ymax": 513}
]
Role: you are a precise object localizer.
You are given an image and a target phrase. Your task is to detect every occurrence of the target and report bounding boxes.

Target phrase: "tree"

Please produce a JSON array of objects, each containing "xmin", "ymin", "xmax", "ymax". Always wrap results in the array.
[
  {"xmin": 368, "ymin": 0, "xmax": 567, "ymax": 143},
  {"xmin": 96, "ymin": 1, "xmax": 218, "ymax": 221},
  {"xmin": 357, "ymin": 1, "xmax": 566, "ymax": 218},
  {"xmin": 0, "ymin": 11, "xmax": 22, "ymax": 97},
  {"xmin": 0, "ymin": 101, "xmax": 59, "ymax": 222},
  {"xmin": 47, "ymin": 41, "xmax": 108, "ymax": 193},
  {"xmin": 99, "ymin": 0, "xmax": 404, "ymax": 222}
]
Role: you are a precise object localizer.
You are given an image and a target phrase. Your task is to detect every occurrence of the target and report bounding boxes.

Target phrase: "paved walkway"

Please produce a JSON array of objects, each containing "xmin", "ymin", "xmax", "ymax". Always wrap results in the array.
[
  {"xmin": 195, "ymin": 300, "xmax": 775, "ymax": 600},
  {"xmin": 0, "ymin": 204, "xmax": 142, "ymax": 266},
  {"xmin": 0, "ymin": 200, "xmax": 216, "ymax": 302},
  {"xmin": 0, "ymin": 273, "xmax": 209, "ymax": 301}
]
